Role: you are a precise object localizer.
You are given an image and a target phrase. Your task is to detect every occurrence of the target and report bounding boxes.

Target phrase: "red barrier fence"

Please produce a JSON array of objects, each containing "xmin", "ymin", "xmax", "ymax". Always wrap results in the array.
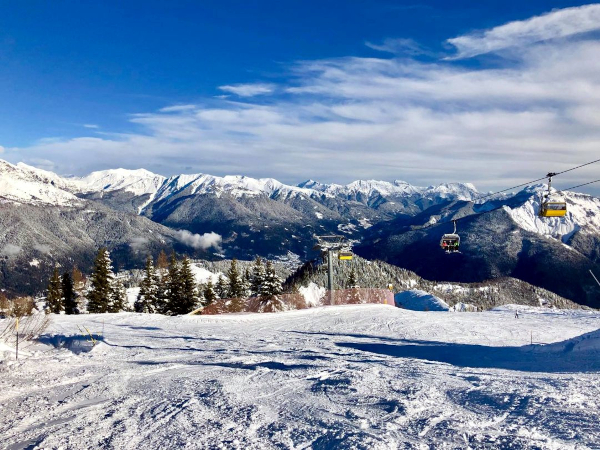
[{"xmin": 199, "ymin": 288, "xmax": 394, "ymax": 315}]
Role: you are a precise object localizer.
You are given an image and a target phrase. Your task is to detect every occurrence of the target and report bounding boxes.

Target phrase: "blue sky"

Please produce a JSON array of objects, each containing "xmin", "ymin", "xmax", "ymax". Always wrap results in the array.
[{"xmin": 1, "ymin": 1, "xmax": 600, "ymax": 193}]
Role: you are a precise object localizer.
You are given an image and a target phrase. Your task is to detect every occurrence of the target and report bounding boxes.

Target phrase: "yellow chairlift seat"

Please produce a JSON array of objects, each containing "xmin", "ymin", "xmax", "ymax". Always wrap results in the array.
[
  {"xmin": 539, "ymin": 201, "xmax": 567, "ymax": 217},
  {"xmin": 338, "ymin": 251, "xmax": 353, "ymax": 261}
]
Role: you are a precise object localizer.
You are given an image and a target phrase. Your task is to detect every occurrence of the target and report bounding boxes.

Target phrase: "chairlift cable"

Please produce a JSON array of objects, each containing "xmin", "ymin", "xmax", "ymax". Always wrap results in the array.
[
  {"xmin": 556, "ymin": 179, "xmax": 600, "ymax": 194},
  {"xmin": 472, "ymin": 157, "xmax": 600, "ymax": 203}
]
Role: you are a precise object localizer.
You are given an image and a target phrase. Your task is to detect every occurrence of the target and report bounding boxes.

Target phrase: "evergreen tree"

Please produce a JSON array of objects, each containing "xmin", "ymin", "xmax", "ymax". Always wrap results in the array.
[
  {"xmin": 87, "ymin": 247, "xmax": 114, "ymax": 313},
  {"xmin": 175, "ymin": 256, "xmax": 197, "ymax": 314},
  {"xmin": 46, "ymin": 267, "xmax": 63, "ymax": 314},
  {"xmin": 242, "ymin": 268, "xmax": 252, "ymax": 298},
  {"xmin": 62, "ymin": 271, "xmax": 78, "ymax": 315},
  {"xmin": 250, "ymin": 256, "xmax": 265, "ymax": 297},
  {"xmin": 164, "ymin": 252, "xmax": 181, "ymax": 315},
  {"xmin": 109, "ymin": 277, "xmax": 127, "ymax": 312},
  {"xmin": 215, "ymin": 275, "xmax": 228, "ymax": 299},
  {"xmin": 135, "ymin": 256, "xmax": 160, "ymax": 313},
  {"xmin": 260, "ymin": 261, "xmax": 283, "ymax": 299},
  {"xmin": 227, "ymin": 259, "xmax": 244, "ymax": 299},
  {"xmin": 203, "ymin": 280, "xmax": 217, "ymax": 306},
  {"xmin": 346, "ymin": 267, "xmax": 358, "ymax": 289}
]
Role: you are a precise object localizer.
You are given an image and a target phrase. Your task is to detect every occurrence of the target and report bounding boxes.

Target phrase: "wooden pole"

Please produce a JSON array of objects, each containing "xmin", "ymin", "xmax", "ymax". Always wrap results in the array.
[{"xmin": 15, "ymin": 317, "xmax": 19, "ymax": 360}]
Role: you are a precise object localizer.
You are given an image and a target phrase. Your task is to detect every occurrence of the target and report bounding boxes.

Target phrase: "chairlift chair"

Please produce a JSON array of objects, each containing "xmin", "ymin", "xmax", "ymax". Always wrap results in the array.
[
  {"xmin": 440, "ymin": 220, "xmax": 460, "ymax": 253},
  {"xmin": 539, "ymin": 173, "xmax": 567, "ymax": 217}
]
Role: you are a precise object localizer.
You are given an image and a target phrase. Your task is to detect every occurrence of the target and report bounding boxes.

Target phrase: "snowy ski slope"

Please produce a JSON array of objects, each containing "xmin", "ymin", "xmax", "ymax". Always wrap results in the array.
[{"xmin": 1, "ymin": 305, "xmax": 599, "ymax": 449}]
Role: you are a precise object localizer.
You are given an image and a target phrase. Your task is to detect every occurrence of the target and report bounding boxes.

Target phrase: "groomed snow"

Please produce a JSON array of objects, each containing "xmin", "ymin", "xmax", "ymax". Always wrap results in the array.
[{"xmin": 1, "ymin": 305, "xmax": 599, "ymax": 449}]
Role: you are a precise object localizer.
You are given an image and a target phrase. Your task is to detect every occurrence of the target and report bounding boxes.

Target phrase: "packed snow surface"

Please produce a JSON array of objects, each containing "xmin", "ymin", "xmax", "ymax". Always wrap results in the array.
[{"xmin": 2, "ymin": 305, "xmax": 600, "ymax": 449}]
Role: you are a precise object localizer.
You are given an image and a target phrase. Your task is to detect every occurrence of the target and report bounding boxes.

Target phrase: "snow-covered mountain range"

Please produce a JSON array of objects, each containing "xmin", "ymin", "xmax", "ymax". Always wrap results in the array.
[{"xmin": 1, "ymin": 158, "xmax": 599, "ymax": 305}]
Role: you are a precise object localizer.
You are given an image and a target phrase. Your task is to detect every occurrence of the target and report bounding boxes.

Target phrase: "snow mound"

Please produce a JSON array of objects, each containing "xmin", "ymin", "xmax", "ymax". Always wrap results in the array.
[
  {"xmin": 298, "ymin": 282, "xmax": 326, "ymax": 307},
  {"xmin": 394, "ymin": 289, "xmax": 449, "ymax": 311}
]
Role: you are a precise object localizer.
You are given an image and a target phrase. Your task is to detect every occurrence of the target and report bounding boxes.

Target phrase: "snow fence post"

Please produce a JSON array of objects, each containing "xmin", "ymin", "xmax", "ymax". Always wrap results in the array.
[
  {"xmin": 327, "ymin": 248, "xmax": 334, "ymax": 305},
  {"xmin": 15, "ymin": 317, "xmax": 19, "ymax": 360}
]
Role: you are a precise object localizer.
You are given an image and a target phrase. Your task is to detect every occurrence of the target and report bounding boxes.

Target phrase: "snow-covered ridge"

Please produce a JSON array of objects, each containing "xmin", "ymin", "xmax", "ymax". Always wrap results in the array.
[
  {"xmin": 503, "ymin": 186, "xmax": 600, "ymax": 241},
  {"xmin": 299, "ymin": 178, "xmax": 479, "ymax": 201},
  {"xmin": 0, "ymin": 160, "xmax": 82, "ymax": 206},
  {"xmin": 73, "ymin": 168, "xmax": 166, "ymax": 196}
]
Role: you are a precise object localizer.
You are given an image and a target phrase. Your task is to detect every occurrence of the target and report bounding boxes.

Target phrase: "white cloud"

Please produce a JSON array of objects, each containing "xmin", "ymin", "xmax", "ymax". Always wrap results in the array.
[
  {"xmin": 218, "ymin": 83, "xmax": 275, "ymax": 97},
  {"xmin": 5, "ymin": 5, "xmax": 600, "ymax": 195},
  {"xmin": 129, "ymin": 236, "xmax": 150, "ymax": 252},
  {"xmin": 175, "ymin": 230, "xmax": 222, "ymax": 250},
  {"xmin": 83, "ymin": 124, "xmax": 99, "ymax": 129},
  {"xmin": 447, "ymin": 4, "xmax": 600, "ymax": 59},
  {"xmin": 1, "ymin": 244, "xmax": 22, "ymax": 257},
  {"xmin": 33, "ymin": 244, "xmax": 52, "ymax": 254}
]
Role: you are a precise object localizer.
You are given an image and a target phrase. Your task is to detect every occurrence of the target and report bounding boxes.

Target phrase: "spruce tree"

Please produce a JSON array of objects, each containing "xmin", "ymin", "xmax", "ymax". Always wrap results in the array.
[
  {"xmin": 46, "ymin": 267, "xmax": 63, "ymax": 314},
  {"xmin": 164, "ymin": 252, "xmax": 181, "ymax": 315},
  {"xmin": 62, "ymin": 272, "xmax": 78, "ymax": 315},
  {"xmin": 176, "ymin": 256, "xmax": 197, "ymax": 314},
  {"xmin": 215, "ymin": 275, "xmax": 228, "ymax": 299},
  {"xmin": 135, "ymin": 256, "xmax": 160, "ymax": 313},
  {"xmin": 346, "ymin": 267, "xmax": 358, "ymax": 289},
  {"xmin": 109, "ymin": 277, "xmax": 127, "ymax": 312},
  {"xmin": 242, "ymin": 268, "xmax": 252, "ymax": 298},
  {"xmin": 87, "ymin": 247, "xmax": 114, "ymax": 313},
  {"xmin": 227, "ymin": 259, "xmax": 244, "ymax": 299},
  {"xmin": 203, "ymin": 280, "xmax": 217, "ymax": 306},
  {"xmin": 250, "ymin": 256, "xmax": 265, "ymax": 297},
  {"xmin": 260, "ymin": 261, "xmax": 283, "ymax": 299}
]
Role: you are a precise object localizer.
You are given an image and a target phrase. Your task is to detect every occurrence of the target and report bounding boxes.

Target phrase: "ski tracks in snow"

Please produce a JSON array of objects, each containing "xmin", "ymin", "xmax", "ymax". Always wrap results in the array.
[{"xmin": 1, "ymin": 305, "xmax": 599, "ymax": 449}]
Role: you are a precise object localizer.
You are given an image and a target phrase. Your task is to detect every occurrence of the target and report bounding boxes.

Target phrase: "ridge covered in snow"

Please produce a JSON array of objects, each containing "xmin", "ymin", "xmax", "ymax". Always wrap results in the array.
[
  {"xmin": 0, "ymin": 160, "xmax": 82, "ymax": 206},
  {"xmin": 503, "ymin": 186, "xmax": 600, "ymax": 241}
]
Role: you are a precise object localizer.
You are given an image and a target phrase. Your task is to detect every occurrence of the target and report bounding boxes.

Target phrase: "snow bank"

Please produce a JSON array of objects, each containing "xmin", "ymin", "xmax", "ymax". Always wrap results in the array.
[
  {"xmin": 394, "ymin": 289, "xmax": 449, "ymax": 311},
  {"xmin": 298, "ymin": 282, "xmax": 325, "ymax": 307},
  {"xmin": 126, "ymin": 287, "xmax": 140, "ymax": 309}
]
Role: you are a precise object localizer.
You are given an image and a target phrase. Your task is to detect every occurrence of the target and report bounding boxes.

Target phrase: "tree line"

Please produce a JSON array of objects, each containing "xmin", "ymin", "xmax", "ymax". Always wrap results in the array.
[
  {"xmin": 135, "ymin": 254, "xmax": 283, "ymax": 315},
  {"xmin": 44, "ymin": 248, "xmax": 284, "ymax": 316}
]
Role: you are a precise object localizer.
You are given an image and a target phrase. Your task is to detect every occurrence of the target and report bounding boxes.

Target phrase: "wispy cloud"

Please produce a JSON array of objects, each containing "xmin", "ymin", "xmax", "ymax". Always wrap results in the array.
[
  {"xmin": 5, "ymin": 5, "xmax": 600, "ymax": 194},
  {"xmin": 159, "ymin": 104, "xmax": 197, "ymax": 113},
  {"xmin": 218, "ymin": 83, "xmax": 275, "ymax": 97},
  {"xmin": 447, "ymin": 4, "xmax": 600, "ymax": 59},
  {"xmin": 365, "ymin": 38, "xmax": 434, "ymax": 56},
  {"xmin": 83, "ymin": 124, "xmax": 99, "ymax": 129}
]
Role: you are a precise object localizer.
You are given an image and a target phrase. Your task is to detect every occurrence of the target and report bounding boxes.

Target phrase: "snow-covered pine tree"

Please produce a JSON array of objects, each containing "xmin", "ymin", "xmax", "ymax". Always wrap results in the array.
[
  {"xmin": 260, "ymin": 261, "xmax": 283, "ymax": 298},
  {"xmin": 62, "ymin": 271, "xmax": 78, "ymax": 315},
  {"xmin": 46, "ymin": 267, "xmax": 63, "ymax": 314},
  {"xmin": 242, "ymin": 268, "xmax": 252, "ymax": 298},
  {"xmin": 109, "ymin": 277, "xmax": 128, "ymax": 312},
  {"xmin": 176, "ymin": 256, "xmax": 197, "ymax": 315},
  {"xmin": 226, "ymin": 258, "xmax": 244, "ymax": 299},
  {"xmin": 250, "ymin": 256, "xmax": 265, "ymax": 297},
  {"xmin": 215, "ymin": 274, "xmax": 229, "ymax": 299},
  {"xmin": 87, "ymin": 247, "xmax": 114, "ymax": 313},
  {"xmin": 203, "ymin": 280, "xmax": 217, "ymax": 306},
  {"xmin": 256, "ymin": 261, "xmax": 284, "ymax": 312},
  {"xmin": 346, "ymin": 267, "xmax": 358, "ymax": 289},
  {"xmin": 135, "ymin": 256, "xmax": 160, "ymax": 313}
]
